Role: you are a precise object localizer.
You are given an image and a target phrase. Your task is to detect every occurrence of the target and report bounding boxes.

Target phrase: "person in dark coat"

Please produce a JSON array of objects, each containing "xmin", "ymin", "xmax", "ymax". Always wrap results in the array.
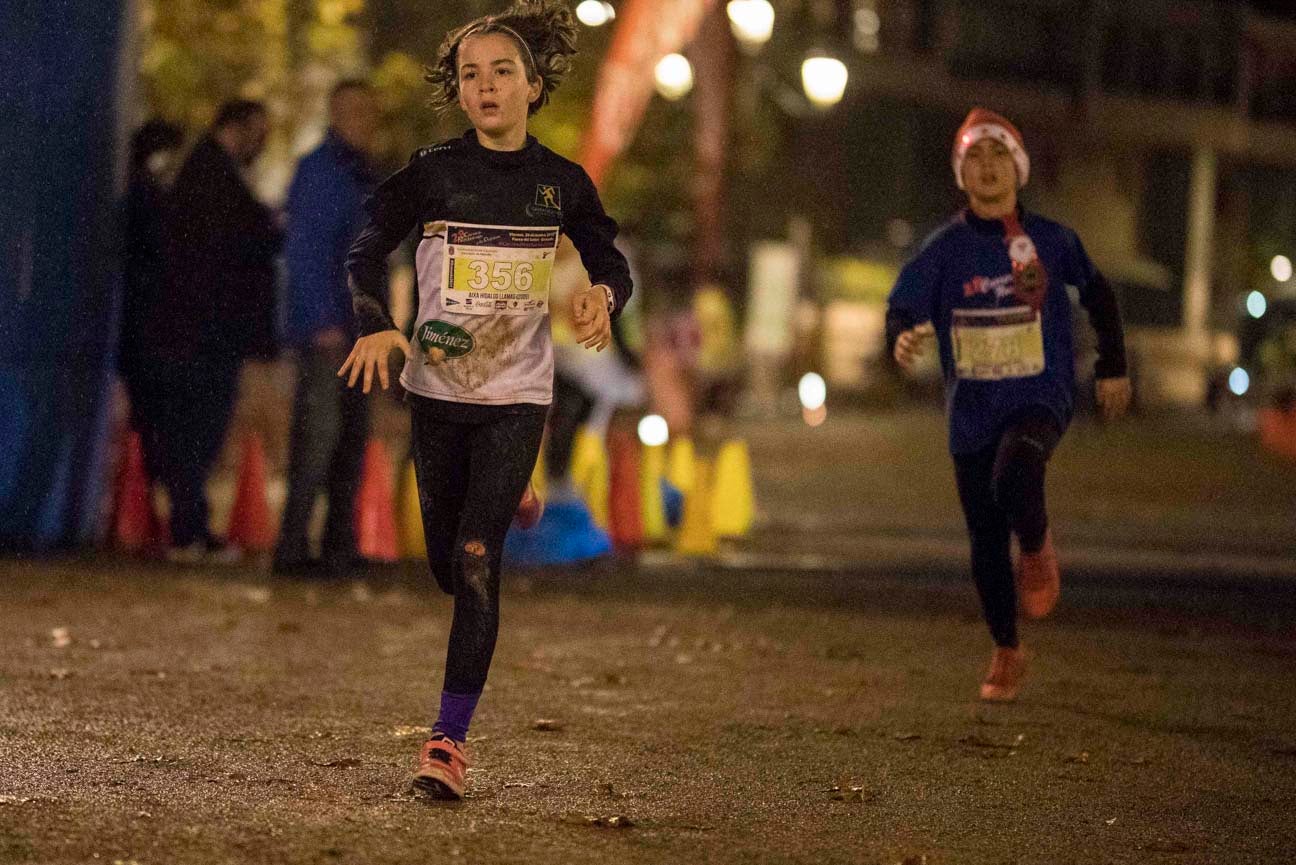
[
  {"xmin": 142, "ymin": 99, "xmax": 282, "ymax": 563},
  {"xmin": 120, "ymin": 119, "xmax": 183, "ymax": 484}
]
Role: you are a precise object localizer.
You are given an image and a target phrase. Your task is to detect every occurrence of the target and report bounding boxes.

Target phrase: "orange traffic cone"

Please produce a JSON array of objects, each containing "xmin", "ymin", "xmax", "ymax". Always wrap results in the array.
[
  {"xmin": 607, "ymin": 426, "xmax": 643, "ymax": 552},
  {"xmin": 225, "ymin": 432, "xmax": 274, "ymax": 553},
  {"xmin": 354, "ymin": 439, "xmax": 399, "ymax": 563},
  {"xmin": 112, "ymin": 429, "xmax": 163, "ymax": 552}
]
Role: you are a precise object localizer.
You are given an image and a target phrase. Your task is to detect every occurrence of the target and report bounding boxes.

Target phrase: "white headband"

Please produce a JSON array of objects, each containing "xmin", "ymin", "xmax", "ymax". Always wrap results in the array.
[{"xmin": 461, "ymin": 22, "xmax": 537, "ymax": 76}]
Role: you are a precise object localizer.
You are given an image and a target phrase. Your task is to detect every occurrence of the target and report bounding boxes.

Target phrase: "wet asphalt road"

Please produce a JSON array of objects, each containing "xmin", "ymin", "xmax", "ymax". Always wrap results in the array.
[{"xmin": 2, "ymin": 552, "xmax": 1294, "ymax": 865}]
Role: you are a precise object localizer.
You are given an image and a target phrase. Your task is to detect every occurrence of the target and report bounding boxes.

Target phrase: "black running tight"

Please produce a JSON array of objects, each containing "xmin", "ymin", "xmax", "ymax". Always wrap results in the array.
[
  {"xmin": 952, "ymin": 406, "xmax": 1062, "ymax": 649},
  {"xmin": 409, "ymin": 396, "xmax": 546, "ymax": 695}
]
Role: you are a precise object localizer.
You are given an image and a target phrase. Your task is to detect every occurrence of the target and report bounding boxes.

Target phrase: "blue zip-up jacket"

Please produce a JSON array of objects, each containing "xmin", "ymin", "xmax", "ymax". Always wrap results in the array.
[
  {"xmin": 886, "ymin": 207, "xmax": 1126, "ymax": 455},
  {"xmin": 283, "ymin": 131, "xmax": 378, "ymax": 347}
]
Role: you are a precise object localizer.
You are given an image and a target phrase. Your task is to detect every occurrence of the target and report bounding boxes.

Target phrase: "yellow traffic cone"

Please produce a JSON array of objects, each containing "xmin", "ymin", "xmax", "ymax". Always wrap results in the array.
[
  {"xmin": 711, "ymin": 439, "xmax": 755, "ymax": 537},
  {"xmin": 397, "ymin": 460, "xmax": 426, "ymax": 560},
  {"xmin": 530, "ymin": 441, "xmax": 547, "ymax": 501},
  {"xmin": 571, "ymin": 426, "xmax": 609, "ymax": 528},
  {"xmin": 666, "ymin": 436, "xmax": 695, "ymax": 496},
  {"xmin": 674, "ymin": 457, "xmax": 717, "ymax": 557},
  {"xmin": 639, "ymin": 443, "xmax": 668, "ymax": 543}
]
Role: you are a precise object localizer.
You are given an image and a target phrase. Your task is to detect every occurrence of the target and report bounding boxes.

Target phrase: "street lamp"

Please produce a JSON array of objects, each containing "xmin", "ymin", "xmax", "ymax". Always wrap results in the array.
[
  {"xmin": 654, "ymin": 53, "xmax": 694, "ymax": 101},
  {"xmin": 800, "ymin": 53, "xmax": 848, "ymax": 109},
  {"xmin": 575, "ymin": 0, "xmax": 615, "ymax": 27},
  {"xmin": 726, "ymin": 0, "xmax": 775, "ymax": 52},
  {"xmin": 1247, "ymin": 291, "xmax": 1267, "ymax": 319},
  {"xmin": 1272, "ymin": 254, "xmax": 1293, "ymax": 283}
]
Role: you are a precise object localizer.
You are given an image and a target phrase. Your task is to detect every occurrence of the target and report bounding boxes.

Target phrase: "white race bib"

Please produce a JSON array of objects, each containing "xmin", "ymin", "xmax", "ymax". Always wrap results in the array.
[
  {"xmin": 952, "ymin": 306, "xmax": 1045, "ymax": 380},
  {"xmin": 441, "ymin": 222, "xmax": 559, "ymax": 316}
]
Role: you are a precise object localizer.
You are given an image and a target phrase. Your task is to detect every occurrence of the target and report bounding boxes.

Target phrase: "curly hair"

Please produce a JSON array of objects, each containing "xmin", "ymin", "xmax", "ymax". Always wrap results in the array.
[{"xmin": 426, "ymin": 0, "xmax": 578, "ymax": 117}]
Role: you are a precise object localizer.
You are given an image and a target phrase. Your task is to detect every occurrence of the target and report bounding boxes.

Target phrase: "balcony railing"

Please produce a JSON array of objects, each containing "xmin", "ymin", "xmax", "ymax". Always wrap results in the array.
[{"xmin": 877, "ymin": 0, "xmax": 1296, "ymax": 126}]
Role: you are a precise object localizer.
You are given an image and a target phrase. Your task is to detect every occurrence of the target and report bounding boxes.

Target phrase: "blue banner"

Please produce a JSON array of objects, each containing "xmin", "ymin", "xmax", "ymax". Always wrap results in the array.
[{"xmin": 0, "ymin": 2, "xmax": 126, "ymax": 549}]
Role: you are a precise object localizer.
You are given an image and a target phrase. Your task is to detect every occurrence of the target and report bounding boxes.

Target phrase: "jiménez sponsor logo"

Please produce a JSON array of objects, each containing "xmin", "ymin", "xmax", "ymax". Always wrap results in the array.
[{"xmin": 416, "ymin": 320, "xmax": 475, "ymax": 358}]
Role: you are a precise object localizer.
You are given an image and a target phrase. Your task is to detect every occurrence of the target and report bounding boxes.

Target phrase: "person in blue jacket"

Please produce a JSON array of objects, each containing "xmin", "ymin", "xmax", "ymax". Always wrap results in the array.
[
  {"xmin": 888, "ymin": 108, "xmax": 1132, "ymax": 702},
  {"xmin": 272, "ymin": 80, "xmax": 381, "ymax": 576}
]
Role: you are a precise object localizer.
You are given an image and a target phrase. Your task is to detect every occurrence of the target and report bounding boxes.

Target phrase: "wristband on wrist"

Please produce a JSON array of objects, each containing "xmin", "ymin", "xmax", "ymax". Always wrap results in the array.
[{"xmin": 599, "ymin": 283, "xmax": 614, "ymax": 314}]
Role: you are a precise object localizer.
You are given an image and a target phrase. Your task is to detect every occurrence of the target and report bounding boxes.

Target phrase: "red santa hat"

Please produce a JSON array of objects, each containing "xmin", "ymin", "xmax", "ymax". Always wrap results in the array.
[{"xmin": 951, "ymin": 107, "xmax": 1030, "ymax": 190}]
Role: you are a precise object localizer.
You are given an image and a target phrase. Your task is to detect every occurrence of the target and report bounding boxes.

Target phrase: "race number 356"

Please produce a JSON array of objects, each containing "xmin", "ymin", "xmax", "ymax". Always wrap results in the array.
[{"xmin": 462, "ymin": 260, "xmax": 535, "ymax": 293}]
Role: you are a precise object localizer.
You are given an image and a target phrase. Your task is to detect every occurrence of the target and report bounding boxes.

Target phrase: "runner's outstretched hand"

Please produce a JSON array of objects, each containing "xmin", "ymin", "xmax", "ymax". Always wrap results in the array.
[
  {"xmin": 338, "ymin": 329, "xmax": 413, "ymax": 393},
  {"xmin": 1096, "ymin": 376, "xmax": 1132, "ymax": 422},
  {"xmin": 893, "ymin": 322, "xmax": 934, "ymax": 371},
  {"xmin": 572, "ymin": 284, "xmax": 612, "ymax": 352}
]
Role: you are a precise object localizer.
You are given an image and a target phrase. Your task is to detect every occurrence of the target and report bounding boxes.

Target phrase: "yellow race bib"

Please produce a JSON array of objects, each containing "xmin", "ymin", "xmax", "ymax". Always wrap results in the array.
[
  {"xmin": 952, "ymin": 306, "xmax": 1045, "ymax": 380},
  {"xmin": 442, "ymin": 222, "xmax": 560, "ymax": 316}
]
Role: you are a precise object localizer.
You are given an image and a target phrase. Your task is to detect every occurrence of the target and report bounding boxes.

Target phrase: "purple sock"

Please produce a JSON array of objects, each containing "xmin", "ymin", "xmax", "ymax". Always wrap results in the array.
[{"xmin": 432, "ymin": 690, "xmax": 481, "ymax": 742}]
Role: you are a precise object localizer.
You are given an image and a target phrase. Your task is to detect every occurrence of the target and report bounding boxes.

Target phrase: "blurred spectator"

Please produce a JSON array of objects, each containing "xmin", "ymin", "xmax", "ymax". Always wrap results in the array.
[
  {"xmin": 120, "ymin": 119, "xmax": 183, "ymax": 483},
  {"xmin": 272, "ymin": 81, "xmax": 380, "ymax": 577},
  {"xmin": 140, "ymin": 99, "xmax": 282, "ymax": 563}
]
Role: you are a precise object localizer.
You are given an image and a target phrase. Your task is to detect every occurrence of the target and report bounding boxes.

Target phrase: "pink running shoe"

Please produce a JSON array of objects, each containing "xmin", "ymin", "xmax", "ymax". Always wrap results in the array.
[
  {"xmin": 1016, "ymin": 530, "xmax": 1060, "ymax": 619},
  {"xmin": 413, "ymin": 734, "xmax": 470, "ymax": 800},
  {"xmin": 979, "ymin": 645, "xmax": 1027, "ymax": 702},
  {"xmin": 514, "ymin": 481, "xmax": 544, "ymax": 530}
]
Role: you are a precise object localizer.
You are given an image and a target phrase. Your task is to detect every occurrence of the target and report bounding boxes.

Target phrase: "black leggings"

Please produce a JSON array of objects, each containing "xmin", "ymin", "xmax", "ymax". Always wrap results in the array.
[
  {"xmin": 410, "ymin": 398, "xmax": 546, "ymax": 695},
  {"xmin": 952, "ymin": 407, "xmax": 1061, "ymax": 649}
]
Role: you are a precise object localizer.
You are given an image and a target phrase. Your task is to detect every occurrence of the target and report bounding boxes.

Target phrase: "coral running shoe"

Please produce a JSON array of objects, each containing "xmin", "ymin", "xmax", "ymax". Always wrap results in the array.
[
  {"xmin": 514, "ymin": 481, "xmax": 544, "ymax": 530},
  {"xmin": 1016, "ymin": 530, "xmax": 1060, "ymax": 619},
  {"xmin": 412, "ymin": 734, "xmax": 470, "ymax": 800},
  {"xmin": 979, "ymin": 645, "xmax": 1027, "ymax": 702}
]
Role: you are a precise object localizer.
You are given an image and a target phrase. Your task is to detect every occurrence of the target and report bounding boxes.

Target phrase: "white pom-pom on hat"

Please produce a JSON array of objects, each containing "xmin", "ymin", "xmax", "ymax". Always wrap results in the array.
[{"xmin": 952, "ymin": 107, "xmax": 1030, "ymax": 190}]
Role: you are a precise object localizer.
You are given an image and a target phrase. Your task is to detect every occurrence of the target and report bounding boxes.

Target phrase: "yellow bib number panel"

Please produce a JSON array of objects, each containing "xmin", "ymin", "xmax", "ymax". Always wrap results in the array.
[
  {"xmin": 952, "ymin": 306, "xmax": 1046, "ymax": 380},
  {"xmin": 442, "ymin": 222, "xmax": 559, "ymax": 316}
]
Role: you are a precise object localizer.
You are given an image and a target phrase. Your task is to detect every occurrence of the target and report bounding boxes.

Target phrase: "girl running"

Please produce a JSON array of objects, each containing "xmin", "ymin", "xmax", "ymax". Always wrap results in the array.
[
  {"xmin": 339, "ymin": 0, "xmax": 632, "ymax": 799},
  {"xmin": 887, "ymin": 108, "xmax": 1131, "ymax": 703}
]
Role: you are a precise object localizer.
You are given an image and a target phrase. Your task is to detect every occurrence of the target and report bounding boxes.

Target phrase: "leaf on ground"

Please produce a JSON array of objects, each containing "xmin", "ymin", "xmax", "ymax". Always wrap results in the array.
[
  {"xmin": 242, "ymin": 587, "xmax": 272, "ymax": 604},
  {"xmin": 392, "ymin": 725, "xmax": 432, "ymax": 738},
  {"xmin": 350, "ymin": 582, "xmax": 373, "ymax": 603},
  {"xmin": 503, "ymin": 781, "xmax": 534, "ymax": 789},
  {"xmin": 899, "ymin": 856, "xmax": 929, "ymax": 865},
  {"xmin": 568, "ymin": 814, "xmax": 635, "ymax": 829},
  {"xmin": 51, "ymin": 627, "xmax": 71, "ymax": 648},
  {"xmin": 316, "ymin": 758, "xmax": 362, "ymax": 768},
  {"xmin": 1064, "ymin": 751, "xmax": 1090, "ymax": 764},
  {"xmin": 892, "ymin": 732, "xmax": 921, "ymax": 742},
  {"xmin": 828, "ymin": 781, "xmax": 877, "ymax": 803},
  {"xmin": 532, "ymin": 719, "xmax": 563, "ymax": 732},
  {"xmin": 49, "ymin": 668, "xmax": 72, "ymax": 680}
]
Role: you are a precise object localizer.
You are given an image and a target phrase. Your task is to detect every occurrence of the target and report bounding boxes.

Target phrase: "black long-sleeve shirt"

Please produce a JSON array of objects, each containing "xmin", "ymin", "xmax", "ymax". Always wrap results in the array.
[{"xmin": 346, "ymin": 131, "xmax": 632, "ymax": 408}]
